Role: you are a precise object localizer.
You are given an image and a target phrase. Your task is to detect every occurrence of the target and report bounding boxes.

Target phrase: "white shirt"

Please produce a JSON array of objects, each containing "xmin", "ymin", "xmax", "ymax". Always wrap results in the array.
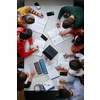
[
  {"xmin": 69, "ymin": 68, "xmax": 84, "ymax": 76},
  {"xmin": 75, "ymin": 53, "xmax": 84, "ymax": 61}
]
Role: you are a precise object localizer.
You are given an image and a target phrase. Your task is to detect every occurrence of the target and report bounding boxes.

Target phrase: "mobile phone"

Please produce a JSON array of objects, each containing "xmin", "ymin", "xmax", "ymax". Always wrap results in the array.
[
  {"xmin": 60, "ymin": 72, "xmax": 67, "ymax": 76},
  {"xmin": 41, "ymin": 34, "xmax": 48, "ymax": 41},
  {"xmin": 34, "ymin": 2, "xmax": 41, "ymax": 10},
  {"xmin": 39, "ymin": 59, "xmax": 48, "ymax": 74},
  {"xmin": 34, "ymin": 62, "xmax": 42, "ymax": 75},
  {"xmin": 47, "ymin": 11, "xmax": 54, "ymax": 16}
]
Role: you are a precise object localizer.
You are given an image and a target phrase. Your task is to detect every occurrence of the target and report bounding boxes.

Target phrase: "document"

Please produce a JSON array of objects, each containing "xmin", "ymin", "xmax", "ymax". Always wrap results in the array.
[
  {"xmin": 46, "ymin": 63, "xmax": 59, "ymax": 80},
  {"xmin": 28, "ymin": 16, "xmax": 48, "ymax": 34},
  {"xmin": 46, "ymin": 59, "xmax": 58, "ymax": 66},
  {"xmin": 32, "ymin": 39, "xmax": 46, "ymax": 57},
  {"xmin": 58, "ymin": 53, "xmax": 70, "ymax": 62},
  {"xmin": 42, "ymin": 79, "xmax": 55, "ymax": 92},
  {"xmin": 47, "ymin": 27, "xmax": 73, "ymax": 45},
  {"xmin": 58, "ymin": 61, "xmax": 69, "ymax": 69}
]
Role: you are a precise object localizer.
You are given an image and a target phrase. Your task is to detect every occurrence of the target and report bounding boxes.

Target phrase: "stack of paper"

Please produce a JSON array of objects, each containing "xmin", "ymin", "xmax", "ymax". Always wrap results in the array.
[
  {"xmin": 42, "ymin": 79, "xmax": 55, "ymax": 92},
  {"xmin": 32, "ymin": 39, "xmax": 46, "ymax": 57},
  {"xmin": 47, "ymin": 27, "xmax": 73, "ymax": 45},
  {"xmin": 29, "ymin": 16, "xmax": 48, "ymax": 34}
]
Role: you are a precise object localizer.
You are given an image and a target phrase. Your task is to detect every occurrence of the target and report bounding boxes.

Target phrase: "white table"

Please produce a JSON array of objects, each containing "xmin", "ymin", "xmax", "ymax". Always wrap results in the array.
[{"xmin": 24, "ymin": 0, "xmax": 74, "ymax": 91}]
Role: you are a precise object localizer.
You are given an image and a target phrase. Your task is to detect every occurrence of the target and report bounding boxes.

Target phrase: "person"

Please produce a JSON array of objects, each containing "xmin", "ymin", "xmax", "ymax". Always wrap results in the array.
[
  {"xmin": 57, "ymin": 77, "xmax": 84, "ymax": 100},
  {"xmin": 17, "ymin": 27, "xmax": 39, "ymax": 58},
  {"xmin": 17, "ymin": 69, "xmax": 36, "ymax": 91},
  {"xmin": 56, "ymin": 6, "xmax": 84, "ymax": 29},
  {"xmin": 17, "ymin": 6, "xmax": 44, "ymax": 27},
  {"xmin": 59, "ymin": 28, "xmax": 84, "ymax": 53},
  {"xmin": 55, "ymin": 59, "xmax": 84, "ymax": 76},
  {"xmin": 63, "ymin": 48, "xmax": 84, "ymax": 61}
]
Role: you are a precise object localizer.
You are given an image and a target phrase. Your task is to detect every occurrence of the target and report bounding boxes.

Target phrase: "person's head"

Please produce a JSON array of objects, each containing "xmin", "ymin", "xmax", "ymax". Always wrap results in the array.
[
  {"xmin": 22, "ymin": 14, "xmax": 35, "ymax": 24},
  {"xmin": 69, "ymin": 59, "xmax": 83, "ymax": 70},
  {"xmin": 62, "ymin": 18, "xmax": 74, "ymax": 28},
  {"xmin": 59, "ymin": 89, "xmax": 71, "ymax": 98},
  {"xmin": 73, "ymin": 33, "xmax": 84, "ymax": 46},
  {"xmin": 19, "ymin": 28, "xmax": 32, "ymax": 40},
  {"xmin": 17, "ymin": 71, "xmax": 28, "ymax": 87}
]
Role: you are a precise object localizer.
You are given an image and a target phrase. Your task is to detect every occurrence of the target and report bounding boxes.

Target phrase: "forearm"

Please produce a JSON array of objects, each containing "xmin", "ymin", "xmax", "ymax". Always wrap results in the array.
[
  {"xmin": 28, "ymin": 76, "xmax": 33, "ymax": 82},
  {"xmin": 68, "ymin": 53, "xmax": 76, "ymax": 57},
  {"xmin": 63, "ymin": 67, "xmax": 69, "ymax": 73}
]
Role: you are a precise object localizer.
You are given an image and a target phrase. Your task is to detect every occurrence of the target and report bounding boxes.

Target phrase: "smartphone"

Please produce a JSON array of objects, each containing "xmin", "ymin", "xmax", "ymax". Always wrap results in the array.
[
  {"xmin": 41, "ymin": 34, "xmax": 48, "ymax": 41},
  {"xmin": 34, "ymin": 62, "xmax": 42, "ymax": 75},
  {"xmin": 47, "ymin": 11, "xmax": 54, "ymax": 16},
  {"xmin": 60, "ymin": 72, "xmax": 67, "ymax": 76},
  {"xmin": 34, "ymin": 2, "xmax": 41, "ymax": 10}
]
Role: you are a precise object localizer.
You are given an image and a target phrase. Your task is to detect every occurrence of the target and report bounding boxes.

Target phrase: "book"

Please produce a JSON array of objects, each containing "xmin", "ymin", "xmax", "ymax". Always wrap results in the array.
[
  {"xmin": 28, "ymin": 15, "xmax": 48, "ymax": 34},
  {"xmin": 42, "ymin": 79, "xmax": 55, "ymax": 92},
  {"xmin": 32, "ymin": 39, "xmax": 46, "ymax": 57},
  {"xmin": 47, "ymin": 27, "xmax": 73, "ymax": 45},
  {"xmin": 46, "ymin": 63, "xmax": 59, "ymax": 80}
]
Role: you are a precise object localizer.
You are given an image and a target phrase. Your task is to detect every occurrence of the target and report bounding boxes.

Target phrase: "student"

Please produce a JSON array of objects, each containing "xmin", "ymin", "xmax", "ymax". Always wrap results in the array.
[
  {"xmin": 17, "ymin": 69, "xmax": 36, "ymax": 91},
  {"xmin": 57, "ymin": 77, "xmax": 84, "ymax": 100},
  {"xmin": 17, "ymin": 27, "xmax": 39, "ymax": 58},
  {"xmin": 55, "ymin": 59, "xmax": 84, "ymax": 76},
  {"xmin": 17, "ymin": 6, "xmax": 44, "ymax": 27},
  {"xmin": 59, "ymin": 28, "xmax": 84, "ymax": 53},
  {"xmin": 63, "ymin": 48, "xmax": 84, "ymax": 61},
  {"xmin": 56, "ymin": 6, "xmax": 84, "ymax": 29}
]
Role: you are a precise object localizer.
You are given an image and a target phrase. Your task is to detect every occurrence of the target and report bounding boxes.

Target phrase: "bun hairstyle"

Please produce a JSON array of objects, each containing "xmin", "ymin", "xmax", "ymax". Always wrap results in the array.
[
  {"xmin": 22, "ymin": 14, "xmax": 35, "ymax": 24},
  {"xmin": 20, "ymin": 28, "xmax": 32, "ymax": 39}
]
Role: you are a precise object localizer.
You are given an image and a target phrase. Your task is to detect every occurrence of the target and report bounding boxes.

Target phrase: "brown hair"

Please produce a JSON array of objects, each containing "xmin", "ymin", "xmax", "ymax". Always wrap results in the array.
[
  {"xmin": 17, "ymin": 71, "xmax": 27, "ymax": 89},
  {"xmin": 62, "ymin": 18, "xmax": 74, "ymax": 28},
  {"xmin": 22, "ymin": 14, "xmax": 35, "ymax": 24}
]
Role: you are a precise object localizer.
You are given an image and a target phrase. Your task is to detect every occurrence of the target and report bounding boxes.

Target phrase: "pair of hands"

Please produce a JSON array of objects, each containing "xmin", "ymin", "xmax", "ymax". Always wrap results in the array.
[{"xmin": 30, "ymin": 45, "xmax": 39, "ymax": 51}]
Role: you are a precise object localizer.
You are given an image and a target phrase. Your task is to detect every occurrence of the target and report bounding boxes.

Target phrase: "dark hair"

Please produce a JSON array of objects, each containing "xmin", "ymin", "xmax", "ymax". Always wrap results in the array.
[
  {"xmin": 22, "ymin": 15, "xmax": 35, "ymax": 24},
  {"xmin": 69, "ymin": 59, "xmax": 83, "ymax": 70},
  {"xmin": 20, "ymin": 28, "xmax": 32, "ymax": 39},
  {"xmin": 80, "ymin": 48, "xmax": 84, "ymax": 55},
  {"xmin": 62, "ymin": 18, "xmax": 74, "ymax": 28},
  {"xmin": 74, "ymin": 34, "xmax": 84, "ymax": 46},
  {"xmin": 59, "ymin": 89, "xmax": 70, "ymax": 98},
  {"xmin": 17, "ymin": 71, "xmax": 27, "ymax": 88}
]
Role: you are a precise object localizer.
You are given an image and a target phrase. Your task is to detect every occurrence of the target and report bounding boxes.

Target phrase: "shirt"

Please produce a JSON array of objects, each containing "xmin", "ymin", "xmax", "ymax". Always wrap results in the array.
[
  {"xmin": 75, "ymin": 53, "xmax": 84, "ymax": 61},
  {"xmin": 66, "ymin": 77, "xmax": 84, "ymax": 100},
  {"xmin": 17, "ymin": 27, "xmax": 34, "ymax": 58},
  {"xmin": 57, "ymin": 6, "xmax": 84, "ymax": 29}
]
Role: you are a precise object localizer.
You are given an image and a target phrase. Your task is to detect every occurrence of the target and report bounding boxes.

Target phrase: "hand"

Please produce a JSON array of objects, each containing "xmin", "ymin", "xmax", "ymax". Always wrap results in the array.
[
  {"xmin": 30, "ymin": 70, "xmax": 36, "ymax": 77},
  {"xmin": 59, "ymin": 31, "xmax": 67, "ymax": 35},
  {"xmin": 38, "ymin": 13, "xmax": 44, "ymax": 18},
  {"xmin": 59, "ymin": 79, "xmax": 66, "ymax": 83},
  {"xmin": 30, "ymin": 44, "xmax": 34, "ymax": 50},
  {"xmin": 57, "ymin": 86, "xmax": 65, "ymax": 90},
  {"xmin": 56, "ymin": 19, "xmax": 60, "ymax": 28},
  {"xmin": 63, "ymin": 54, "xmax": 69, "ymax": 58},
  {"xmin": 32, "ymin": 46, "xmax": 39, "ymax": 51},
  {"xmin": 55, "ymin": 66, "xmax": 63, "ymax": 70}
]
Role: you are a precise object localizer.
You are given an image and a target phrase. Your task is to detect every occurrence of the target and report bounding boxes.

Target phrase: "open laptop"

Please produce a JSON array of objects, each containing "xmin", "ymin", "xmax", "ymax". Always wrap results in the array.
[{"xmin": 29, "ymin": 62, "xmax": 43, "ymax": 78}]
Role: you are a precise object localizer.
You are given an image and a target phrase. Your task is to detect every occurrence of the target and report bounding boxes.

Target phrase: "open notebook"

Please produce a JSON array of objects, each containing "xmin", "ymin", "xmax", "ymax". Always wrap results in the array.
[
  {"xmin": 47, "ymin": 27, "xmax": 73, "ymax": 45},
  {"xmin": 28, "ymin": 15, "xmax": 48, "ymax": 34}
]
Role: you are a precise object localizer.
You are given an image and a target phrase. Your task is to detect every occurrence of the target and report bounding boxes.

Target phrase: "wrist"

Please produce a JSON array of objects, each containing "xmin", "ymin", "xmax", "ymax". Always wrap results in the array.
[{"xmin": 62, "ymin": 67, "xmax": 64, "ymax": 70}]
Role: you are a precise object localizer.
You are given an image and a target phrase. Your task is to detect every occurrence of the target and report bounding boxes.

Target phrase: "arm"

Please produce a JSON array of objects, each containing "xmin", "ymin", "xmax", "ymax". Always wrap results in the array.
[
  {"xmin": 63, "ymin": 53, "xmax": 76, "ymax": 58},
  {"xmin": 59, "ymin": 30, "xmax": 71, "ymax": 35},
  {"xmin": 28, "ymin": 7, "xmax": 43, "ymax": 17},
  {"xmin": 66, "ymin": 77, "xmax": 76, "ymax": 83}
]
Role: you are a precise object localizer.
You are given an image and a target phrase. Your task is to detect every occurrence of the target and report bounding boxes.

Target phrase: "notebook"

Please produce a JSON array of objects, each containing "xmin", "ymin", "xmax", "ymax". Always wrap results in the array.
[
  {"xmin": 42, "ymin": 79, "xmax": 55, "ymax": 92},
  {"xmin": 29, "ymin": 16, "xmax": 48, "ymax": 34},
  {"xmin": 47, "ymin": 27, "xmax": 73, "ymax": 45}
]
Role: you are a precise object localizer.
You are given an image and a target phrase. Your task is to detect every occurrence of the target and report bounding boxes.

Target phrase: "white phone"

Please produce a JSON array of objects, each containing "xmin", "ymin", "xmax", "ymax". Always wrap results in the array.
[{"xmin": 34, "ymin": 2, "xmax": 41, "ymax": 10}]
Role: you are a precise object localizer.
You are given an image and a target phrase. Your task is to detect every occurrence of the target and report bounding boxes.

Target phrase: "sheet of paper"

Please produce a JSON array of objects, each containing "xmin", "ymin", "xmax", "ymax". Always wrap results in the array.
[
  {"xmin": 58, "ymin": 61, "xmax": 69, "ymax": 69},
  {"xmin": 43, "ymin": 79, "xmax": 54, "ymax": 91},
  {"xmin": 32, "ymin": 39, "xmax": 46, "ymax": 57},
  {"xmin": 51, "ymin": 35, "xmax": 64, "ymax": 45},
  {"xmin": 46, "ymin": 59, "xmax": 58, "ymax": 66},
  {"xmin": 62, "ymin": 33, "xmax": 73, "ymax": 41},
  {"xmin": 46, "ymin": 64, "xmax": 59, "ymax": 80},
  {"xmin": 35, "ymin": 16, "xmax": 48, "ymax": 25},
  {"xmin": 58, "ymin": 53, "xmax": 70, "ymax": 62},
  {"xmin": 30, "ymin": 22, "xmax": 45, "ymax": 34}
]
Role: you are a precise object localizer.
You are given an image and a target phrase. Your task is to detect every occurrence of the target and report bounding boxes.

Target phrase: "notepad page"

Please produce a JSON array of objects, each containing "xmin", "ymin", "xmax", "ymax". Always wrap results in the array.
[
  {"xmin": 43, "ymin": 79, "xmax": 54, "ymax": 91},
  {"xmin": 58, "ymin": 61, "xmax": 69, "ymax": 69},
  {"xmin": 62, "ymin": 33, "xmax": 73, "ymax": 41},
  {"xmin": 46, "ymin": 59, "xmax": 58, "ymax": 66}
]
